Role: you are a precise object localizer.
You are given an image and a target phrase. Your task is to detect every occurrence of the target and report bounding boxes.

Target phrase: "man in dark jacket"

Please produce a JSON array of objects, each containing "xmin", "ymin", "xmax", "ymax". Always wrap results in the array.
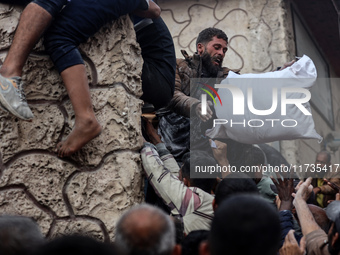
[{"xmin": 158, "ymin": 27, "xmax": 235, "ymax": 162}]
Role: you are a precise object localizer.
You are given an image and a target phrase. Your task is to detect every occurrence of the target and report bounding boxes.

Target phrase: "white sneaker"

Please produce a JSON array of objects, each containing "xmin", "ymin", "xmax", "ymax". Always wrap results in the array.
[{"xmin": 0, "ymin": 74, "xmax": 34, "ymax": 120}]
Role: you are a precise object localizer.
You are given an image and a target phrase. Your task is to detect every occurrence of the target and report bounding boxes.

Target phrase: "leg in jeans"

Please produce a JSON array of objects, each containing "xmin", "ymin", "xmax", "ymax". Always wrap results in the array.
[
  {"xmin": 136, "ymin": 17, "xmax": 176, "ymax": 110},
  {"xmin": 140, "ymin": 60, "xmax": 174, "ymax": 109},
  {"xmin": 0, "ymin": 0, "xmax": 67, "ymax": 77}
]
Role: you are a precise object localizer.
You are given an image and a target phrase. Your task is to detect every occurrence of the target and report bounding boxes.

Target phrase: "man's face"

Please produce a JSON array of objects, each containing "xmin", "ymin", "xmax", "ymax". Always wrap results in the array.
[
  {"xmin": 197, "ymin": 36, "xmax": 228, "ymax": 76},
  {"xmin": 315, "ymin": 153, "xmax": 330, "ymax": 169},
  {"xmin": 197, "ymin": 36, "xmax": 228, "ymax": 65}
]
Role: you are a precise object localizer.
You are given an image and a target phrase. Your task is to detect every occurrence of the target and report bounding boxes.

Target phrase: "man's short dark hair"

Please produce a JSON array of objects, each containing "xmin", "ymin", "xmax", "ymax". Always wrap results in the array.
[
  {"xmin": 181, "ymin": 230, "xmax": 209, "ymax": 255},
  {"xmin": 0, "ymin": 215, "xmax": 45, "ymax": 255},
  {"xmin": 181, "ymin": 151, "xmax": 218, "ymax": 193},
  {"xmin": 196, "ymin": 27, "xmax": 228, "ymax": 49},
  {"xmin": 34, "ymin": 235, "xmax": 117, "ymax": 255},
  {"xmin": 317, "ymin": 150, "xmax": 331, "ymax": 164},
  {"xmin": 214, "ymin": 172, "xmax": 259, "ymax": 206},
  {"xmin": 210, "ymin": 194, "xmax": 280, "ymax": 255},
  {"xmin": 307, "ymin": 204, "xmax": 330, "ymax": 233},
  {"xmin": 243, "ymin": 146, "xmax": 265, "ymax": 167}
]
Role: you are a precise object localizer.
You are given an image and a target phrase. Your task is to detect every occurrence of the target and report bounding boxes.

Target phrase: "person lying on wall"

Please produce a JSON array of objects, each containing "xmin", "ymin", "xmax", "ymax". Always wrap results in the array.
[{"xmin": 0, "ymin": 0, "xmax": 160, "ymax": 157}]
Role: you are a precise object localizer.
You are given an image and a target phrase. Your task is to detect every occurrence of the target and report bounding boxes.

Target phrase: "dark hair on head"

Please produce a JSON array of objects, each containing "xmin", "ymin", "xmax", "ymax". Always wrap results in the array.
[
  {"xmin": 317, "ymin": 150, "xmax": 331, "ymax": 164},
  {"xmin": 181, "ymin": 230, "xmax": 209, "ymax": 255},
  {"xmin": 0, "ymin": 215, "xmax": 45, "ymax": 255},
  {"xmin": 307, "ymin": 204, "xmax": 330, "ymax": 233},
  {"xmin": 243, "ymin": 146, "xmax": 265, "ymax": 167},
  {"xmin": 210, "ymin": 194, "xmax": 280, "ymax": 255},
  {"xmin": 34, "ymin": 235, "xmax": 118, "ymax": 255},
  {"xmin": 181, "ymin": 151, "xmax": 218, "ymax": 193},
  {"xmin": 214, "ymin": 172, "xmax": 259, "ymax": 206},
  {"xmin": 196, "ymin": 27, "xmax": 228, "ymax": 50}
]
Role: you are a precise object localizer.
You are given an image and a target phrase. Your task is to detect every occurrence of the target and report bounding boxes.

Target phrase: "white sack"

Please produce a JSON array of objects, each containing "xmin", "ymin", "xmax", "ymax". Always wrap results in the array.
[{"xmin": 210, "ymin": 55, "xmax": 322, "ymax": 144}]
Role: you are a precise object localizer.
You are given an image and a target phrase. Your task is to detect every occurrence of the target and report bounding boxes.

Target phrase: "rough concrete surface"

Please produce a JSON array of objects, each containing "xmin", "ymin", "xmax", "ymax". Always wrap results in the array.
[
  {"xmin": 0, "ymin": 4, "xmax": 144, "ymax": 241},
  {"xmin": 159, "ymin": 0, "xmax": 295, "ymax": 74}
]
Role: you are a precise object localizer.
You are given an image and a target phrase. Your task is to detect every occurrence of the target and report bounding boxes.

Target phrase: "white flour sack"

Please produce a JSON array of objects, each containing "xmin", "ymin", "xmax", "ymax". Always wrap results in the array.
[{"xmin": 212, "ymin": 55, "xmax": 322, "ymax": 144}]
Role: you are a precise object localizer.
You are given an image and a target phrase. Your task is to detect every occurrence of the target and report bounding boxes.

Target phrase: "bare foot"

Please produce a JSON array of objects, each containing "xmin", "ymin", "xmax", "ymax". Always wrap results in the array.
[{"xmin": 57, "ymin": 117, "xmax": 102, "ymax": 157}]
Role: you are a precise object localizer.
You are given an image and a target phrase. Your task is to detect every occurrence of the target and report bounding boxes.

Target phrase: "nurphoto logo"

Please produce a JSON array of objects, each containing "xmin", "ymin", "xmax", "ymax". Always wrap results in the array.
[{"xmin": 200, "ymin": 83, "xmax": 312, "ymax": 128}]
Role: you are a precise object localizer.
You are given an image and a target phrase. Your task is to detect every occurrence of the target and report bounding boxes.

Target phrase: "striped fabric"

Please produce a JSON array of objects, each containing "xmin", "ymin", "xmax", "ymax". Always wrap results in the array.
[{"xmin": 141, "ymin": 144, "xmax": 214, "ymax": 234}]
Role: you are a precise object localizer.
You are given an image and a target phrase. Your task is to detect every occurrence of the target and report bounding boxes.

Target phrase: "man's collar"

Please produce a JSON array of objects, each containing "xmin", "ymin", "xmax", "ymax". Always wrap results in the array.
[
  {"xmin": 181, "ymin": 49, "xmax": 191, "ymax": 60},
  {"xmin": 181, "ymin": 50, "xmax": 200, "ymax": 64},
  {"xmin": 180, "ymin": 49, "xmax": 233, "ymax": 78}
]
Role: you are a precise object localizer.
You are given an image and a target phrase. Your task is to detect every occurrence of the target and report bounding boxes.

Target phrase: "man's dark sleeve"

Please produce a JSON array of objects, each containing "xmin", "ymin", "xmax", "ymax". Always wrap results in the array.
[
  {"xmin": 279, "ymin": 210, "xmax": 302, "ymax": 247},
  {"xmin": 137, "ymin": 0, "xmax": 149, "ymax": 10}
]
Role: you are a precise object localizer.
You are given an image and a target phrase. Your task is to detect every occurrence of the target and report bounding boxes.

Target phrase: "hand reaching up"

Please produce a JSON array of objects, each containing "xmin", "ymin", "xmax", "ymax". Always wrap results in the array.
[
  {"xmin": 279, "ymin": 230, "xmax": 306, "ymax": 255},
  {"xmin": 272, "ymin": 173, "xmax": 294, "ymax": 211},
  {"xmin": 143, "ymin": 117, "xmax": 162, "ymax": 145},
  {"xmin": 293, "ymin": 177, "xmax": 313, "ymax": 204}
]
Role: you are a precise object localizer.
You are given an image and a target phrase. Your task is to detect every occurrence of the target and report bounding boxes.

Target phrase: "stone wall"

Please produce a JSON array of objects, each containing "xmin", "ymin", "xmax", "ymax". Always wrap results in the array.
[
  {"xmin": 158, "ymin": 0, "xmax": 295, "ymax": 74},
  {"xmin": 0, "ymin": 4, "xmax": 144, "ymax": 241}
]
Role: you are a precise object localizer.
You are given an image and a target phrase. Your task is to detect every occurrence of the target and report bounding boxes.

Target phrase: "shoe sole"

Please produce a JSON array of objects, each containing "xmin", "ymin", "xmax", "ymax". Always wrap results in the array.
[
  {"xmin": 0, "ymin": 88, "xmax": 32, "ymax": 120},
  {"xmin": 0, "ymin": 101, "xmax": 7, "ymax": 112}
]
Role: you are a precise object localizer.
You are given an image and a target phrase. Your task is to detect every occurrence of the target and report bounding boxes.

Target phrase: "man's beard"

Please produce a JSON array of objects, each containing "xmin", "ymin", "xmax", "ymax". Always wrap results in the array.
[{"xmin": 201, "ymin": 51, "xmax": 223, "ymax": 77}]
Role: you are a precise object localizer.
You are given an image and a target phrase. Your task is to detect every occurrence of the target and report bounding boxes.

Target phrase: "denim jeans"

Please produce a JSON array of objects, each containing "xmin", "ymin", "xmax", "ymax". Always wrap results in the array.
[
  {"xmin": 32, "ymin": 0, "xmax": 68, "ymax": 17},
  {"xmin": 33, "ymin": 0, "xmax": 147, "ymax": 73},
  {"xmin": 137, "ymin": 17, "xmax": 176, "ymax": 109}
]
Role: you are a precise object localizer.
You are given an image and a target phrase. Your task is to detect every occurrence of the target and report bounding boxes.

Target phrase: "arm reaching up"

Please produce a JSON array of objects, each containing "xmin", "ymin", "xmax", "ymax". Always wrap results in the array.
[{"xmin": 293, "ymin": 177, "xmax": 320, "ymax": 236}]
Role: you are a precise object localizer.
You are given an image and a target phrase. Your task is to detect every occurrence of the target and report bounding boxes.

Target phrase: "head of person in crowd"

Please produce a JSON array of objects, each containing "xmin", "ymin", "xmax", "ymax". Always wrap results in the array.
[
  {"xmin": 182, "ymin": 230, "xmax": 209, "ymax": 255},
  {"xmin": 309, "ymin": 204, "xmax": 330, "ymax": 232},
  {"xmin": 0, "ymin": 215, "xmax": 45, "ymax": 255},
  {"xmin": 243, "ymin": 145, "xmax": 266, "ymax": 184},
  {"xmin": 195, "ymin": 27, "xmax": 228, "ymax": 76},
  {"xmin": 213, "ymin": 172, "xmax": 259, "ymax": 211},
  {"xmin": 293, "ymin": 203, "xmax": 331, "ymax": 233},
  {"xmin": 326, "ymin": 201, "xmax": 340, "ymax": 255},
  {"xmin": 200, "ymin": 194, "xmax": 280, "ymax": 255},
  {"xmin": 115, "ymin": 204, "xmax": 180, "ymax": 255},
  {"xmin": 33, "ymin": 235, "xmax": 117, "ymax": 255},
  {"xmin": 315, "ymin": 150, "xmax": 331, "ymax": 169},
  {"xmin": 181, "ymin": 151, "xmax": 219, "ymax": 194}
]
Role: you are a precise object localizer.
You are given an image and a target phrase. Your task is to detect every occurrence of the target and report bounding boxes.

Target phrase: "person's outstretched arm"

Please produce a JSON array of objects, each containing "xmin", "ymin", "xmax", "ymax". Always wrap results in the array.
[{"xmin": 293, "ymin": 177, "xmax": 320, "ymax": 236}]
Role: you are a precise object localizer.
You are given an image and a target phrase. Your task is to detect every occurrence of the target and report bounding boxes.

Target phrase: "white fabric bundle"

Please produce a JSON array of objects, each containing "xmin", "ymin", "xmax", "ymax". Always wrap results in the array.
[{"xmin": 209, "ymin": 55, "xmax": 322, "ymax": 144}]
